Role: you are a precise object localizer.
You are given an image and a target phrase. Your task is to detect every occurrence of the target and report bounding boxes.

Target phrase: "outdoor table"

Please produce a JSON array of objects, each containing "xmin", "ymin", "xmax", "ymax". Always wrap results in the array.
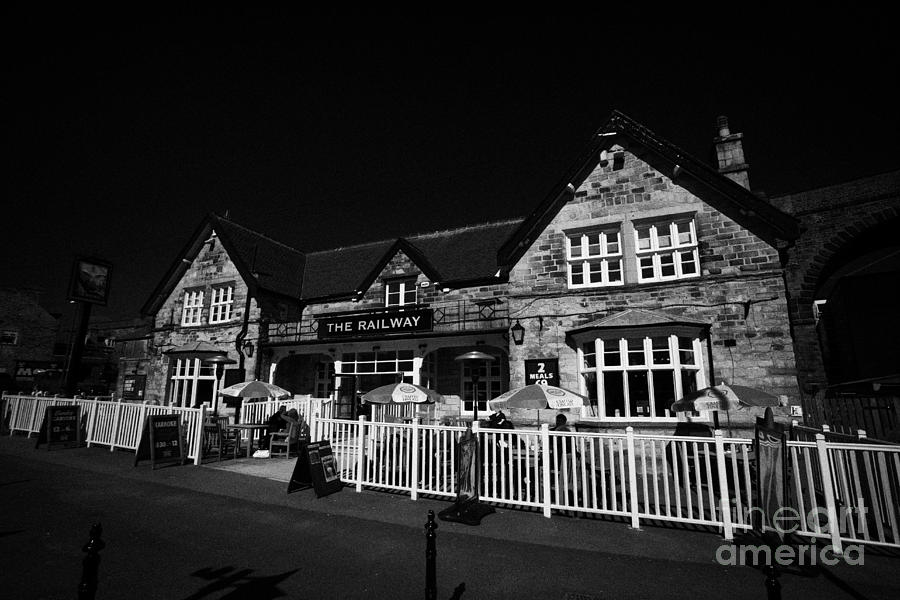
[{"xmin": 227, "ymin": 423, "xmax": 269, "ymax": 458}]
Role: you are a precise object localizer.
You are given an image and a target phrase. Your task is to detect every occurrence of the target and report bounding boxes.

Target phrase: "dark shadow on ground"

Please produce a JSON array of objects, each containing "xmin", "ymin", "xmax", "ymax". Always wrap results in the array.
[{"xmin": 184, "ymin": 566, "xmax": 300, "ymax": 600}]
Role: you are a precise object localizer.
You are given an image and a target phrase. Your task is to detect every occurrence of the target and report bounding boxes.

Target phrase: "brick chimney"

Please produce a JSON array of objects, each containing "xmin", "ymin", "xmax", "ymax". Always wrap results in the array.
[{"xmin": 713, "ymin": 115, "xmax": 750, "ymax": 189}]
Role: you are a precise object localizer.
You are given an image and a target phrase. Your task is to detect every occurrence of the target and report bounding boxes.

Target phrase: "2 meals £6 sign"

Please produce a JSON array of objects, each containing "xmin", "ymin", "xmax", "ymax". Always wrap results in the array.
[{"xmin": 524, "ymin": 359, "xmax": 559, "ymax": 387}]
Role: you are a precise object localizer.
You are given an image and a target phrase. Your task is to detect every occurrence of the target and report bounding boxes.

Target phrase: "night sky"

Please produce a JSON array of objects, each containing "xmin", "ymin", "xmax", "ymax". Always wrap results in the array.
[{"xmin": 5, "ymin": 10, "xmax": 898, "ymax": 325}]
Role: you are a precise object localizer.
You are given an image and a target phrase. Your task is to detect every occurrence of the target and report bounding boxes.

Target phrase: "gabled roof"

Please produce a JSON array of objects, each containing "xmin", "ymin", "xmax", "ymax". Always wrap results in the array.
[
  {"xmin": 299, "ymin": 219, "xmax": 522, "ymax": 301},
  {"xmin": 141, "ymin": 213, "xmax": 306, "ymax": 316},
  {"xmin": 498, "ymin": 110, "xmax": 800, "ymax": 269},
  {"xmin": 567, "ymin": 308, "xmax": 709, "ymax": 336}
]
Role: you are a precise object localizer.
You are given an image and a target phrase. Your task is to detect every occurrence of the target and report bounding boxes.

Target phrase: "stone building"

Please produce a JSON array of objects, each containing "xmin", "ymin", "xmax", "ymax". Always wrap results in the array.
[
  {"xmin": 0, "ymin": 287, "xmax": 59, "ymax": 393},
  {"xmin": 136, "ymin": 111, "xmax": 820, "ymax": 434}
]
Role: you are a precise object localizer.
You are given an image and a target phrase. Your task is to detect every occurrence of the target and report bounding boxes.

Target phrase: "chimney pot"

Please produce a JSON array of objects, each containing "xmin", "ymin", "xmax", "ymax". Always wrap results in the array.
[{"xmin": 716, "ymin": 115, "xmax": 730, "ymax": 137}]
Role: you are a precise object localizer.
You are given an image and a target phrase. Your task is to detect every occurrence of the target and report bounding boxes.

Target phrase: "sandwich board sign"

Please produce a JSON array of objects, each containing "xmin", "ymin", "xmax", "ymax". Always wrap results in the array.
[
  {"xmin": 35, "ymin": 405, "xmax": 82, "ymax": 450},
  {"xmin": 134, "ymin": 414, "xmax": 185, "ymax": 469},
  {"xmin": 287, "ymin": 440, "xmax": 342, "ymax": 498}
]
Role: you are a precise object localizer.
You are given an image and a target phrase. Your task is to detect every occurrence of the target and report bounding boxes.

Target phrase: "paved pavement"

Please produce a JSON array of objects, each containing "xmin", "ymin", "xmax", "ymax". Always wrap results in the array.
[{"xmin": 1, "ymin": 433, "xmax": 898, "ymax": 599}]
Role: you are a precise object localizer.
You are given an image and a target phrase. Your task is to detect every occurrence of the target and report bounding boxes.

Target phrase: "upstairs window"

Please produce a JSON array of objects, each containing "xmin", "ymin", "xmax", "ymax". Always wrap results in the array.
[
  {"xmin": 181, "ymin": 290, "xmax": 204, "ymax": 326},
  {"xmin": 209, "ymin": 285, "xmax": 234, "ymax": 324},
  {"xmin": 0, "ymin": 330, "xmax": 19, "ymax": 345},
  {"xmin": 634, "ymin": 218, "xmax": 699, "ymax": 283},
  {"xmin": 385, "ymin": 278, "xmax": 417, "ymax": 306},
  {"xmin": 566, "ymin": 229, "xmax": 623, "ymax": 288}
]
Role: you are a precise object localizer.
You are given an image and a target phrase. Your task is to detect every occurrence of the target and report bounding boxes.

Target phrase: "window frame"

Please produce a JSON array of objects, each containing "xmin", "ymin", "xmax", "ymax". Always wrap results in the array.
[
  {"xmin": 0, "ymin": 330, "xmax": 19, "ymax": 345},
  {"xmin": 208, "ymin": 284, "xmax": 235, "ymax": 324},
  {"xmin": 181, "ymin": 289, "xmax": 204, "ymax": 326},
  {"xmin": 634, "ymin": 218, "xmax": 700, "ymax": 283},
  {"xmin": 565, "ymin": 228, "xmax": 624, "ymax": 289},
  {"xmin": 578, "ymin": 330, "xmax": 707, "ymax": 421},
  {"xmin": 384, "ymin": 278, "xmax": 418, "ymax": 307},
  {"xmin": 168, "ymin": 357, "xmax": 217, "ymax": 407}
]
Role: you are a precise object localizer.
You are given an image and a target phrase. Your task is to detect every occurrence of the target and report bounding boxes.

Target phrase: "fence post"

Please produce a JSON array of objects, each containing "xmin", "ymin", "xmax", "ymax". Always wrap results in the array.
[
  {"xmin": 109, "ymin": 400, "xmax": 123, "ymax": 452},
  {"xmin": 356, "ymin": 416, "xmax": 366, "ymax": 493},
  {"xmin": 411, "ymin": 417, "xmax": 420, "ymax": 501},
  {"xmin": 714, "ymin": 430, "xmax": 734, "ymax": 540},
  {"xmin": 193, "ymin": 405, "xmax": 206, "ymax": 466},
  {"xmin": 814, "ymin": 433, "xmax": 843, "ymax": 555},
  {"xmin": 541, "ymin": 423, "xmax": 552, "ymax": 518},
  {"xmin": 425, "ymin": 510, "xmax": 437, "ymax": 600},
  {"xmin": 28, "ymin": 397, "xmax": 40, "ymax": 437},
  {"xmin": 626, "ymin": 426, "xmax": 641, "ymax": 530}
]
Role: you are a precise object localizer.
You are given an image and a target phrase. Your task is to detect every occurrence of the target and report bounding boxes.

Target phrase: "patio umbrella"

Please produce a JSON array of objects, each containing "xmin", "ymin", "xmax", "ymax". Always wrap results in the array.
[
  {"xmin": 217, "ymin": 380, "xmax": 292, "ymax": 400},
  {"xmin": 671, "ymin": 383, "xmax": 780, "ymax": 413},
  {"xmin": 489, "ymin": 384, "xmax": 586, "ymax": 411},
  {"xmin": 361, "ymin": 383, "xmax": 443, "ymax": 404}
]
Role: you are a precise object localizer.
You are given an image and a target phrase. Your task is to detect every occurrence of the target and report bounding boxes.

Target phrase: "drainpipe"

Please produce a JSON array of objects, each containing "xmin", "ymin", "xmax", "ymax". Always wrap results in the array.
[{"xmin": 236, "ymin": 291, "xmax": 253, "ymax": 378}]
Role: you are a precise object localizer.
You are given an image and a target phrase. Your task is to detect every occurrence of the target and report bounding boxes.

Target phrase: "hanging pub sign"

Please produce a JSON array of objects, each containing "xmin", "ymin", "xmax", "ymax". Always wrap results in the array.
[
  {"xmin": 35, "ymin": 405, "xmax": 82, "ymax": 450},
  {"xmin": 524, "ymin": 359, "xmax": 559, "ymax": 387},
  {"xmin": 67, "ymin": 257, "xmax": 112, "ymax": 306},
  {"xmin": 134, "ymin": 414, "xmax": 186, "ymax": 469},
  {"xmin": 122, "ymin": 375, "xmax": 146, "ymax": 401},
  {"xmin": 287, "ymin": 440, "xmax": 342, "ymax": 498},
  {"xmin": 317, "ymin": 307, "xmax": 433, "ymax": 340}
]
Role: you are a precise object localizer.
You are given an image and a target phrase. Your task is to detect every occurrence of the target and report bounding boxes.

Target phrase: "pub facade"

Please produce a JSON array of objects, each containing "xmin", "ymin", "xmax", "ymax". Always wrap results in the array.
[{"xmin": 140, "ymin": 111, "xmax": 804, "ymax": 433}]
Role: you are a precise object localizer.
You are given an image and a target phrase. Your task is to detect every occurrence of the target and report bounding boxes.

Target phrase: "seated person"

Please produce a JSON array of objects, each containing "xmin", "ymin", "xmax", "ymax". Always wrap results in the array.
[{"xmin": 259, "ymin": 405, "xmax": 287, "ymax": 449}]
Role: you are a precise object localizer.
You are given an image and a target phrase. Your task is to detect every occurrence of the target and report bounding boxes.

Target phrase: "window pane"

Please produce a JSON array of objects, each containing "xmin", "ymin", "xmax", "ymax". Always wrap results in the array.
[
  {"xmin": 657, "ymin": 225, "xmax": 672, "ymax": 248},
  {"xmin": 681, "ymin": 369, "xmax": 699, "ymax": 397},
  {"xmin": 583, "ymin": 372, "xmax": 598, "ymax": 415},
  {"xmin": 588, "ymin": 261, "xmax": 603, "ymax": 283},
  {"xmin": 582, "ymin": 343, "xmax": 596, "ymax": 369},
  {"xmin": 603, "ymin": 342, "xmax": 621, "ymax": 367},
  {"xmin": 660, "ymin": 252, "xmax": 676, "ymax": 277},
  {"xmin": 678, "ymin": 337, "xmax": 695, "ymax": 365},
  {"xmin": 606, "ymin": 232, "xmax": 620, "ymax": 254},
  {"xmin": 677, "ymin": 221, "xmax": 693, "ymax": 244},
  {"xmin": 640, "ymin": 256, "xmax": 655, "ymax": 279},
  {"xmin": 603, "ymin": 371, "xmax": 625, "ymax": 417},
  {"xmin": 652, "ymin": 337, "xmax": 671, "ymax": 364},
  {"xmin": 636, "ymin": 227, "xmax": 652, "ymax": 250},
  {"xmin": 652, "ymin": 370, "xmax": 676, "ymax": 418},
  {"xmin": 586, "ymin": 233, "xmax": 602, "ymax": 256},
  {"xmin": 398, "ymin": 360, "xmax": 414, "ymax": 371},
  {"xmin": 628, "ymin": 371, "xmax": 650, "ymax": 417},
  {"xmin": 571, "ymin": 265, "xmax": 584, "ymax": 285},
  {"xmin": 608, "ymin": 259, "xmax": 622, "ymax": 282},
  {"xmin": 568, "ymin": 235, "xmax": 583, "ymax": 258},
  {"xmin": 627, "ymin": 338, "xmax": 645, "ymax": 365},
  {"xmin": 680, "ymin": 251, "xmax": 697, "ymax": 275}
]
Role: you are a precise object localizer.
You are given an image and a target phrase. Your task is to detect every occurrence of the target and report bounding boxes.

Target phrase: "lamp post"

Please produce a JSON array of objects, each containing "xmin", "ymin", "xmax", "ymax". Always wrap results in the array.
[
  {"xmin": 203, "ymin": 355, "xmax": 236, "ymax": 415},
  {"xmin": 454, "ymin": 351, "xmax": 495, "ymax": 424}
]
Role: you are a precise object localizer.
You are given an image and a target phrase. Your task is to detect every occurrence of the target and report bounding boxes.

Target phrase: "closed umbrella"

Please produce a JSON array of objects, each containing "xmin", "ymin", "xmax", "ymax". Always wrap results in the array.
[
  {"xmin": 218, "ymin": 380, "xmax": 292, "ymax": 400},
  {"xmin": 361, "ymin": 383, "xmax": 443, "ymax": 404}
]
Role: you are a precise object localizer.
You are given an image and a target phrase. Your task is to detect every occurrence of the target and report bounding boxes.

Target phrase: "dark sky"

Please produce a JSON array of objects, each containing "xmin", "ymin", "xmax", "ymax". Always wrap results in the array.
[{"xmin": 5, "ymin": 10, "xmax": 898, "ymax": 325}]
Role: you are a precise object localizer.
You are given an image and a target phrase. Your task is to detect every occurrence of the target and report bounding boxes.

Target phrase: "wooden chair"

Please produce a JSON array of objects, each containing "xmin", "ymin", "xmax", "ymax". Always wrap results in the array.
[
  {"xmin": 269, "ymin": 417, "xmax": 308, "ymax": 458},
  {"xmin": 203, "ymin": 418, "xmax": 239, "ymax": 462}
]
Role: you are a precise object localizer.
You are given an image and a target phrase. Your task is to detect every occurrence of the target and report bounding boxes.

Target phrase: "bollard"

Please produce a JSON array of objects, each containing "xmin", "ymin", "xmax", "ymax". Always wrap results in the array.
[
  {"xmin": 78, "ymin": 522, "xmax": 105, "ymax": 600},
  {"xmin": 425, "ymin": 510, "xmax": 437, "ymax": 600},
  {"xmin": 764, "ymin": 564, "xmax": 781, "ymax": 600}
]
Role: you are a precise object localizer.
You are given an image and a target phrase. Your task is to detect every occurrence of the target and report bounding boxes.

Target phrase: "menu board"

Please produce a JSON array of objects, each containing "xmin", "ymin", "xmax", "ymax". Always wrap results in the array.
[
  {"xmin": 287, "ymin": 440, "xmax": 342, "ymax": 498},
  {"xmin": 134, "ymin": 415, "xmax": 185, "ymax": 469},
  {"xmin": 35, "ymin": 405, "xmax": 82, "ymax": 450}
]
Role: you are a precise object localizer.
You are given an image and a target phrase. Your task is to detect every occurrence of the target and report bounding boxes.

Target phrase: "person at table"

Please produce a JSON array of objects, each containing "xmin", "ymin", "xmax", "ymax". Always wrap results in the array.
[
  {"xmin": 260, "ymin": 405, "xmax": 287, "ymax": 449},
  {"xmin": 550, "ymin": 413, "xmax": 580, "ymax": 502}
]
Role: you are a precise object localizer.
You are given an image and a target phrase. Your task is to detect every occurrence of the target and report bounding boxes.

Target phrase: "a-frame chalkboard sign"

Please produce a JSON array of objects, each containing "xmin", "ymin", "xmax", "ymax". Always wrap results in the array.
[
  {"xmin": 134, "ymin": 414, "xmax": 186, "ymax": 469},
  {"xmin": 287, "ymin": 440, "xmax": 342, "ymax": 498},
  {"xmin": 35, "ymin": 405, "xmax": 82, "ymax": 450}
]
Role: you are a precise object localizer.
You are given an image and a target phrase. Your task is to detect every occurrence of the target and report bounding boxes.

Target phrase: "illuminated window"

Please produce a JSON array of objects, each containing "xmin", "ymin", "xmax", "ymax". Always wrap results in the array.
[
  {"xmin": 385, "ymin": 278, "xmax": 418, "ymax": 306},
  {"xmin": 209, "ymin": 285, "xmax": 234, "ymax": 324},
  {"xmin": 181, "ymin": 290, "xmax": 204, "ymax": 326},
  {"xmin": 566, "ymin": 228, "xmax": 623, "ymax": 288},
  {"xmin": 634, "ymin": 218, "xmax": 699, "ymax": 283}
]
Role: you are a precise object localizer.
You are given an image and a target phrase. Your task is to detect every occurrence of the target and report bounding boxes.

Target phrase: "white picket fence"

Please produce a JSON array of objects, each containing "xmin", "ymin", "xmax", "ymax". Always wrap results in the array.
[{"xmin": 3, "ymin": 394, "xmax": 898, "ymax": 549}]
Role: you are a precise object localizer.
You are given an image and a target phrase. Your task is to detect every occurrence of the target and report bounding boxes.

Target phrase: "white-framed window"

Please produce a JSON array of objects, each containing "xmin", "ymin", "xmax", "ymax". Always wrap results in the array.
[
  {"xmin": 169, "ymin": 357, "xmax": 216, "ymax": 407},
  {"xmin": 385, "ymin": 278, "xmax": 417, "ymax": 306},
  {"xmin": 209, "ymin": 285, "xmax": 234, "ymax": 324},
  {"xmin": 634, "ymin": 218, "xmax": 699, "ymax": 282},
  {"xmin": 0, "ymin": 330, "xmax": 19, "ymax": 345},
  {"xmin": 315, "ymin": 361, "xmax": 335, "ymax": 397},
  {"xmin": 339, "ymin": 350, "xmax": 415, "ymax": 374},
  {"xmin": 566, "ymin": 228, "xmax": 623, "ymax": 288},
  {"xmin": 181, "ymin": 290, "xmax": 204, "ymax": 326},
  {"xmin": 580, "ymin": 333, "xmax": 705, "ymax": 420},
  {"xmin": 461, "ymin": 358, "xmax": 502, "ymax": 415}
]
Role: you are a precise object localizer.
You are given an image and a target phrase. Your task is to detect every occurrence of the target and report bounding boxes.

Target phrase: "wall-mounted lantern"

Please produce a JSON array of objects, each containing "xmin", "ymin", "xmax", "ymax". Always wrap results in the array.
[{"xmin": 510, "ymin": 320, "xmax": 525, "ymax": 346}]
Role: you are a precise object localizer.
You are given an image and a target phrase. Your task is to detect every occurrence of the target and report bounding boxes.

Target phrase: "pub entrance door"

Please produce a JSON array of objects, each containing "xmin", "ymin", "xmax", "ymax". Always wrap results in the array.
[{"xmin": 334, "ymin": 373, "xmax": 405, "ymax": 419}]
